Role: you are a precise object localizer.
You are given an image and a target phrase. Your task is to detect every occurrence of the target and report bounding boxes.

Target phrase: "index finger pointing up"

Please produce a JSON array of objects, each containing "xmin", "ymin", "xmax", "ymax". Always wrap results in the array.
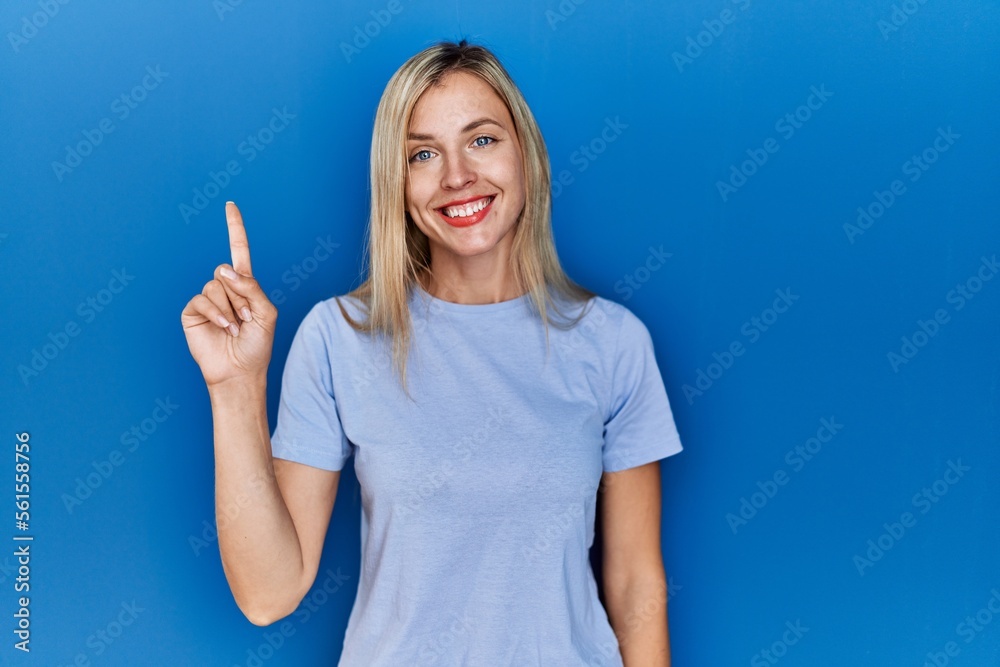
[{"xmin": 225, "ymin": 201, "xmax": 253, "ymax": 276}]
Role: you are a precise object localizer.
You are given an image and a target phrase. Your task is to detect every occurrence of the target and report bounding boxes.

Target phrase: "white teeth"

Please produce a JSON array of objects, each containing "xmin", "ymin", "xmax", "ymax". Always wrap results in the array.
[{"xmin": 443, "ymin": 196, "xmax": 492, "ymax": 218}]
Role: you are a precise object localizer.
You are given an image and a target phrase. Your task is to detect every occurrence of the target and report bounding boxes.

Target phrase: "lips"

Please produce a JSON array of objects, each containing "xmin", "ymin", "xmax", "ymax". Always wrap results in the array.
[{"xmin": 436, "ymin": 194, "xmax": 496, "ymax": 228}]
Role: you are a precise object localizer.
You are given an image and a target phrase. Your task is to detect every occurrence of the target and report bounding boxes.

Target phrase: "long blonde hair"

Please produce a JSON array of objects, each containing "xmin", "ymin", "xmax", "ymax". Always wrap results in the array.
[{"xmin": 337, "ymin": 39, "xmax": 596, "ymax": 400}]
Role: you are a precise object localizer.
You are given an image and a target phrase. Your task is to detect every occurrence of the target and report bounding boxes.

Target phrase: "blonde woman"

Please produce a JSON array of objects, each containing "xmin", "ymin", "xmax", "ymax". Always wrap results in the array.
[{"xmin": 181, "ymin": 39, "xmax": 683, "ymax": 666}]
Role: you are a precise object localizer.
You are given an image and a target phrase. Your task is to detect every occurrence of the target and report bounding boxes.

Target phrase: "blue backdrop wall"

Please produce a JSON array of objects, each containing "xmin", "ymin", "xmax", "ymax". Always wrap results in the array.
[{"xmin": 1, "ymin": 1, "xmax": 998, "ymax": 665}]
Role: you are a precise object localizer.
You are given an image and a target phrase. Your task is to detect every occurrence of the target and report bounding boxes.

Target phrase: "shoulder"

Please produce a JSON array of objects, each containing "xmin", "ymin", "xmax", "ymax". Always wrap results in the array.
[
  {"xmin": 568, "ymin": 294, "xmax": 650, "ymax": 345},
  {"xmin": 290, "ymin": 292, "xmax": 371, "ymax": 344},
  {"xmin": 301, "ymin": 291, "xmax": 368, "ymax": 321},
  {"xmin": 548, "ymin": 293, "xmax": 650, "ymax": 364}
]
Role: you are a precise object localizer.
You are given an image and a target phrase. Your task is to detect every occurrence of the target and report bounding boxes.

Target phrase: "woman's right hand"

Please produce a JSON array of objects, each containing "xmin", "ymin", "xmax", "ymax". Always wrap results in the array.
[{"xmin": 181, "ymin": 201, "xmax": 278, "ymax": 388}]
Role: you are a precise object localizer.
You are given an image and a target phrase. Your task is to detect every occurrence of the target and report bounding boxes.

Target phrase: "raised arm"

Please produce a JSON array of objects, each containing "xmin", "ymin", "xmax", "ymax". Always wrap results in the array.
[{"xmin": 181, "ymin": 201, "xmax": 340, "ymax": 625}]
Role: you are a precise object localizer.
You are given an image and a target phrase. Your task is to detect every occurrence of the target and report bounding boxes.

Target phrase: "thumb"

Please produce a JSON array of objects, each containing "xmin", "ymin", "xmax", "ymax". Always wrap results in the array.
[{"xmin": 219, "ymin": 267, "xmax": 276, "ymax": 322}]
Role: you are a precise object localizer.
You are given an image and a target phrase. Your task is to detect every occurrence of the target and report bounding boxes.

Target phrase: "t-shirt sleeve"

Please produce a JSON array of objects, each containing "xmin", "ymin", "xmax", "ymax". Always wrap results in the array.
[
  {"xmin": 269, "ymin": 301, "xmax": 353, "ymax": 472},
  {"xmin": 602, "ymin": 308, "xmax": 683, "ymax": 472}
]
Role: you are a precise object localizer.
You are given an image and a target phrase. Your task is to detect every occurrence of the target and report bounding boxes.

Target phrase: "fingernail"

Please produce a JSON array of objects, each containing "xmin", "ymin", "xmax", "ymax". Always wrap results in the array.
[
  {"xmin": 221, "ymin": 267, "xmax": 237, "ymax": 280},
  {"xmin": 241, "ymin": 307, "xmax": 252, "ymax": 322},
  {"xmin": 228, "ymin": 322, "xmax": 240, "ymax": 337},
  {"xmin": 216, "ymin": 315, "xmax": 230, "ymax": 328}
]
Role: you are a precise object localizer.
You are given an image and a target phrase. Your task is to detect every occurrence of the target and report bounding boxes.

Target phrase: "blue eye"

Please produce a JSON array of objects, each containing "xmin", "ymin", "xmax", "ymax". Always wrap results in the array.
[{"xmin": 409, "ymin": 137, "xmax": 495, "ymax": 163}]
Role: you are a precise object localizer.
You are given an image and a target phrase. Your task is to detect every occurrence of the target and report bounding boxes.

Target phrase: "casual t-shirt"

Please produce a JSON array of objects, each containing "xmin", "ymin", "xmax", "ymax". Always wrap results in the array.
[{"xmin": 269, "ymin": 282, "xmax": 683, "ymax": 667}]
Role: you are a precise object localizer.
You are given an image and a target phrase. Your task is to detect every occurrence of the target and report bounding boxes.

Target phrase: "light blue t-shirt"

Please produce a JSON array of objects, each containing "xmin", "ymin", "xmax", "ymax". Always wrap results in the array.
[{"xmin": 269, "ymin": 282, "xmax": 683, "ymax": 666}]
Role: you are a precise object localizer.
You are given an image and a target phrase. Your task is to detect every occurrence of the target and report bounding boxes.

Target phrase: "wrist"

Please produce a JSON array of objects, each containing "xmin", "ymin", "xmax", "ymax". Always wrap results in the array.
[{"xmin": 208, "ymin": 374, "xmax": 268, "ymax": 405}]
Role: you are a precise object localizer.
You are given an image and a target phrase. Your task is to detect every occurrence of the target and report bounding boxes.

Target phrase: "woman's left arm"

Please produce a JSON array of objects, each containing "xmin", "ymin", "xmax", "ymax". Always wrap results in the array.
[{"xmin": 600, "ymin": 461, "xmax": 672, "ymax": 667}]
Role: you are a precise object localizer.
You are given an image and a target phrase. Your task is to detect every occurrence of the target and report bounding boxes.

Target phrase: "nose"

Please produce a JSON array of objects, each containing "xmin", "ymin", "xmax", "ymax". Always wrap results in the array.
[{"xmin": 440, "ymin": 151, "xmax": 476, "ymax": 191}]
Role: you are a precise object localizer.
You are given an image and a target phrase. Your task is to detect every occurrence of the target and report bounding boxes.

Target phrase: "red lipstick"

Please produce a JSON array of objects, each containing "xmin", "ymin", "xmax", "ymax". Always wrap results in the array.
[{"xmin": 436, "ymin": 194, "xmax": 496, "ymax": 228}]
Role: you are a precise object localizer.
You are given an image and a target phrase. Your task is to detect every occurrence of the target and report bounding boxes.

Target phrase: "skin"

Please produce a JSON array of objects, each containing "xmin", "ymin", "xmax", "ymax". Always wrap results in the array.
[
  {"xmin": 180, "ymin": 202, "xmax": 334, "ymax": 626},
  {"xmin": 404, "ymin": 70, "xmax": 525, "ymax": 305},
  {"xmin": 179, "ymin": 69, "xmax": 673, "ymax": 665},
  {"xmin": 601, "ymin": 463, "xmax": 673, "ymax": 666}
]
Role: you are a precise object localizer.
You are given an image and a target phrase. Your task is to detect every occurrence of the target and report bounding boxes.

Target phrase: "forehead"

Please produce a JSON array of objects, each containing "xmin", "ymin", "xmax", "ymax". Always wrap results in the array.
[{"xmin": 408, "ymin": 70, "xmax": 511, "ymax": 132}]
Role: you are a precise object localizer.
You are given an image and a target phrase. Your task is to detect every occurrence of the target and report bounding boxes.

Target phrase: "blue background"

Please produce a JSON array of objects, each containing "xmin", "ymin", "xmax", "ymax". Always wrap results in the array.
[{"xmin": 2, "ymin": 1, "xmax": 998, "ymax": 665}]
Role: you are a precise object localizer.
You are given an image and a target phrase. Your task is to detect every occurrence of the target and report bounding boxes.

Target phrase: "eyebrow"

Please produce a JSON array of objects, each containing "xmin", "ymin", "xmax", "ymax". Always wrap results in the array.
[{"xmin": 407, "ymin": 117, "xmax": 503, "ymax": 141}]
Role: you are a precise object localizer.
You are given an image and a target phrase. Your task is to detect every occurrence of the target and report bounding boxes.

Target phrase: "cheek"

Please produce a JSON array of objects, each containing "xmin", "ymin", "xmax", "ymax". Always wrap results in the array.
[
  {"xmin": 504, "ymin": 147, "xmax": 525, "ymax": 192},
  {"xmin": 488, "ymin": 153, "xmax": 522, "ymax": 191},
  {"xmin": 406, "ymin": 172, "xmax": 434, "ymax": 208},
  {"xmin": 505, "ymin": 159, "xmax": 526, "ymax": 204}
]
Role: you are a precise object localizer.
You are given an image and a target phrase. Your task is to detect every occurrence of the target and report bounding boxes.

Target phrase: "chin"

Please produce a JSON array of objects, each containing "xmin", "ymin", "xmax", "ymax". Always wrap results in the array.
[{"xmin": 443, "ymin": 239, "xmax": 503, "ymax": 257}]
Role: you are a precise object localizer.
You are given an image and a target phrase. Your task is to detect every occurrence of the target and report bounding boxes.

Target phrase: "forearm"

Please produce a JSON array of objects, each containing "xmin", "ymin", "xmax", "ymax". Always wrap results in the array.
[
  {"xmin": 605, "ymin": 574, "xmax": 671, "ymax": 667},
  {"xmin": 209, "ymin": 376, "xmax": 305, "ymax": 624}
]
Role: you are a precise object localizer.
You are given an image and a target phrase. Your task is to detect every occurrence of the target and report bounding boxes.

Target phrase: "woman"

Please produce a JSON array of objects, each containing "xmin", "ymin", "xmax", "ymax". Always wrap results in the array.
[{"xmin": 181, "ymin": 39, "xmax": 683, "ymax": 666}]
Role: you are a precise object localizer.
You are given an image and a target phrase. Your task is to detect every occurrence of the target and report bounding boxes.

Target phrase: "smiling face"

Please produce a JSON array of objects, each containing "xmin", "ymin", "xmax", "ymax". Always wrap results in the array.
[{"xmin": 405, "ymin": 70, "xmax": 526, "ymax": 284}]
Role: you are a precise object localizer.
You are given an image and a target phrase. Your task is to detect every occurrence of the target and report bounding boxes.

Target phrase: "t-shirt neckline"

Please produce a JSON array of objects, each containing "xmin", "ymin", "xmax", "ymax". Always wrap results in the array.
[{"xmin": 411, "ymin": 281, "xmax": 532, "ymax": 314}]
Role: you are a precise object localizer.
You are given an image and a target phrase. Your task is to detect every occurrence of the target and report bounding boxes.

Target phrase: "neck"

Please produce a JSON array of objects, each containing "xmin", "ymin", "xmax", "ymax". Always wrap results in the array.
[{"xmin": 416, "ymin": 270, "xmax": 524, "ymax": 305}]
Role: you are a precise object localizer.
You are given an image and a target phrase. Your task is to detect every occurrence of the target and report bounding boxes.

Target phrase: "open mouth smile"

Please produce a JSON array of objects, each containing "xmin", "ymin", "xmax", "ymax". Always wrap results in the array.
[{"xmin": 436, "ymin": 195, "xmax": 496, "ymax": 227}]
